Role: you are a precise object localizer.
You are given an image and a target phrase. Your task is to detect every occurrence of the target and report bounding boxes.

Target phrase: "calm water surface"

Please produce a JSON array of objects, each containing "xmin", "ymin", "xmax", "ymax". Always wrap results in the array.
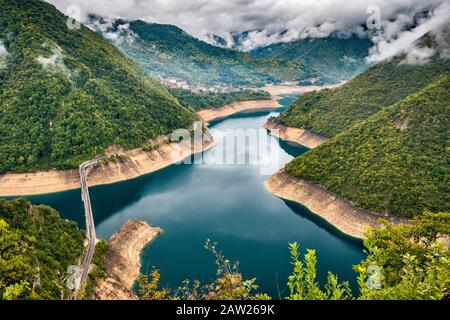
[{"xmin": 25, "ymin": 95, "xmax": 364, "ymax": 298}]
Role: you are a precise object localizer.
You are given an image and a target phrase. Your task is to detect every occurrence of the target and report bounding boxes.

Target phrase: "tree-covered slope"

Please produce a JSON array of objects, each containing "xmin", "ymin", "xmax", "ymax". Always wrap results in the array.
[
  {"xmin": 0, "ymin": 0, "xmax": 196, "ymax": 173},
  {"xmin": 285, "ymin": 75, "xmax": 450, "ymax": 218},
  {"xmin": 0, "ymin": 198, "xmax": 84, "ymax": 299},
  {"xmin": 278, "ymin": 38, "xmax": 450, "ymax": 138},
  {"xmin": 91, "ymin": 18, "xmax": 318, "ymax": 87},
  {"xmin": 168, "ymin": 88, "xmax": 271, "ymax": 111},
  {"xmin": 250, "ymin": 36, "xmax": 372, "ymax": 82}
]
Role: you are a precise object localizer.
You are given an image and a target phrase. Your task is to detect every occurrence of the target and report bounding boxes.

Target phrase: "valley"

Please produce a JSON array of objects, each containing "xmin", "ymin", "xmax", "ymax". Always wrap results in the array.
[{"xmin": 0, "ymin": 0, "xmax": 449, "ymax": 302}]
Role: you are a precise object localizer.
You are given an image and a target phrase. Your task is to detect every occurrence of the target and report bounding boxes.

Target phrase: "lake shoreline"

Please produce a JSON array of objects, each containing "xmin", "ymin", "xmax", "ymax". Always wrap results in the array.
[
  {"xmin": 197, "ymin": 82, "xmax": 346, "ymax": 124},
  {"xmin": 0, "ymin": 98, "xmax": 281, "ymax": 197},
  {"xmin": 264, "ymin": 117, "xmax": 329, "ymax": 149},
  {"xmin": 0, "ymin": 136, "xmax": 215, "ymax": 197},
  {"xmin": 265, "ymin": 170, "xmax": 406, "ymax": 239},
  {"xmin": 93, "ymin": 220, "xmax": 162, "ymax": 300},
  {"xmin": 197, "ymin": 99, "xmax": 282, "ymax": 123},
  {"xmin": 0, "ymin": 83, "xmax": 342, "ymax": 198},
  {"xmin": 262, "ymin": 82, "xmax": 346, "ymax": 99}
]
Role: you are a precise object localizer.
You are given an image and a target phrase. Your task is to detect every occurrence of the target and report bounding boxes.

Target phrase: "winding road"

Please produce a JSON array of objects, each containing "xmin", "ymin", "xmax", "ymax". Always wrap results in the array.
[{"xmin": 79, "ymin": 159, "xmax": 98, "ymax": 288}]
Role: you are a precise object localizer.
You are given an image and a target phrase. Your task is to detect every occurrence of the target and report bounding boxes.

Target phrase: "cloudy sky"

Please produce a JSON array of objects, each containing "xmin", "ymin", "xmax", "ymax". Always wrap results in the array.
[{"xmin": 46, "ymin": 0, "xmax": 449, "ymax": 59}]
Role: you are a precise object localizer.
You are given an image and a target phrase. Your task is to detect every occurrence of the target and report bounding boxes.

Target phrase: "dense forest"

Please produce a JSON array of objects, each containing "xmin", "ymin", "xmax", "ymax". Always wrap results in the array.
[
  {"xmin": 0, "ymin": 198, "xmax": 84, "ymax": 299},
  {"xmin": 90, "ymin": 17, "xmax": 323, "ymax": 87},
  {"xmin": 278, "ymin": 35, "xmax": 450, "ymax": 137},
  {"xmin": 168, "ymin": 88, "xmax": 271, "ymax": 111},
  {"xmin": 250, "ymin": 35, "xmax": 371, "ymax": 82},
  {"xmin": 285, "ymin": 75, "xmax": 450, "ymax": 218},
  {"xmin": 0, "ymin": 0, "xmax": 196, "ymax": 173}
]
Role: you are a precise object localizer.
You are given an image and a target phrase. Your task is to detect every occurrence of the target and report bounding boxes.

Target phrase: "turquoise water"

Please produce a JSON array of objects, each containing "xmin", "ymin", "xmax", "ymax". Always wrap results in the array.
[{"xmin": 24, "ymin": 95, "xmax": 364, "ymax": 299}]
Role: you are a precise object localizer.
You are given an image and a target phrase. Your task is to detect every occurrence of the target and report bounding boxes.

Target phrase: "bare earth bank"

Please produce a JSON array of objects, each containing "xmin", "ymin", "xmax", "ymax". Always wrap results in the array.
[
  {"xmin": 197, "ymin": 99, "xmax": 281, "ymax": 123},
  {"xmin": 265, "ymin": 170, "xmax": 406, "ymax": 239},
  {"xmin": 93, "ymin": 220, "xmax": 162, "ymax": 300},
  {"xmin": 264, "ymin": 117, "xmax": 329, "ymax": 149},
  {"xmin": 262, "ymin": 82, "xmax": 346, "ymax": 98},
  {"xmin": 197, "ymin": 83, "xmax": 346, "ymax": 124},
  {"xmin": 0, "ymin": 136, "xmax": 215, "ymax": 197}
]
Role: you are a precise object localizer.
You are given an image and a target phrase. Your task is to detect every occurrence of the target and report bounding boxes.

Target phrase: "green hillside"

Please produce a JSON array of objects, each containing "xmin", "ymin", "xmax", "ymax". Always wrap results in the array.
[
  {"xmin": 278, "ymin": 42, "xmax": 450, "ymax": 138},
  {"xmin": 0, "ymin": 198, "xmax": 84, "ymax": 299},
  {"xmin": 168, "ymin": 88, "xmax": 271, "ymax": 111},
  {"xmin": 0, "ymin": 0, "xmax": 196, "ymax": 173},
  {"xmin": 250, "ymin": 36, "xmax": 372, "ymax": 82},
  {"xmin": 93, "ymin": 18, "xmax": 318, "ymax": 87},
  {"xmin": 285, "ymin": 75, "xmax": 450, "ymax": 218}
]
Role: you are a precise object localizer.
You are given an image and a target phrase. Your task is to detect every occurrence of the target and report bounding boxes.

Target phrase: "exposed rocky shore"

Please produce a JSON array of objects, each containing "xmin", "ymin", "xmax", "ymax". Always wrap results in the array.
[
  {"xmin": 0, "ymin": 136, "xmax": 215, "ymax": 197},
  {"xmin": 265, "ymin": 170, "xmax": 405, "ymax": 239},
  {"xmin": 93, "ymin": 220, "xmax": 162, "ymax": 300},
  {"xmin": 262, "ymin": 82, "xmax": 346, "ymax": 98},
  {"xmin": 264, "ymin": 117, "xmax": 329, "ymax": 149},
  {"xmin": 197, "ymin": 99, "xmax": 281, "ymax": 123}
]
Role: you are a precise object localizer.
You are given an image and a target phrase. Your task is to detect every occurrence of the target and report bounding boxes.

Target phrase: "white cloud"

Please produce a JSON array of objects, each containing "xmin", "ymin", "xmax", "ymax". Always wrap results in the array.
[
  {"xmin": 401, "ymin": 46, "xmax": 436, "ymax": 65},
  {"xmin": 0, "ymin": 40, "xmax": 8, "ymax": 69},
  {"xmin": 46, "ymin": 0, "xmax": 449, "ymax": 57},
  {"xmin": 36, "ymin": 44, "xmax": 72, "ymax": 77},
  {"xmin": 367, "ymin": 1, "xmax": 450, "ymax": 63},
  {"xmin": 88, "ymin": 17, "xmax": 137, "ymax": 43}
]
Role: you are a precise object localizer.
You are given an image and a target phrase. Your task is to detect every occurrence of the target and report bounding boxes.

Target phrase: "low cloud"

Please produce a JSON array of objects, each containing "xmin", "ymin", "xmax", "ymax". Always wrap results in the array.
[
  {"xmin": 46, "ymin": 0, "xmax": 449, "ymax": 62},
  {"xmin": 0, "ymin": 40, "xmax": 8, "ymax": 69},
  {"xmin": 367, "ymin": 1, "xmax": 450, "ymax": 64},
  {"xmin": 87, "ymin": 16, "xmax": 136, "ymax": 43},
  {"xmin": 401, "ymin": 46, "xmax": 436, "ymax": 65},
  {"xmin": 36, "ymin": 44, "xmax": 71, "ymax": 77}
]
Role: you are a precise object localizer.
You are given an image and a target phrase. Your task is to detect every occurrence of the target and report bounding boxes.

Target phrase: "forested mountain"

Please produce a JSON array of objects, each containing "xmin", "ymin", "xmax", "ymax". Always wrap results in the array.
[
  {"xmin": 168, "ymin": 88, "xmax": 271, "ymax": 111},
  {"xmin": 89, "ymin": 17, "xmax": 321, "ymax": 87},
  {"xmin": 0, "ymin": 198, "xmax": 84, "ymax": 299},
  {"xmin": 277, "ymin": 34, "xmax": 450, "ymax": 138},
  {"xmin": 285, "ymin": 75, "xmax": 450, "ymax": 218},
  {"xmin": 250, "ymin": 36, "xmax": 372, "ymax": 82},
  {"xmin": 0, "ymin": 0, "xmax": 196, "ymax": 173}
]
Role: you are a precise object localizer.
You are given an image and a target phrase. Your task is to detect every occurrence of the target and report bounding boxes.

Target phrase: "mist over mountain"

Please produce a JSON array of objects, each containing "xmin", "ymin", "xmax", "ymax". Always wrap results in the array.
[
  {"xmin": 250, "ymin": 35, "xmax": 372, "ymax": 83},
  {"xmin": 47, "ymin": 0, "xmax": 450, "ymax": 63},
  {"xmin": 278, "ymin": 31, "xmax": 450, "ymax": 138},
  {"xmin": 87, "ymin": 16, "xmax": 325, "ymax": 87},
  {"xmin": 279, "ymin": 30, "xmax": 450, "ymax": 218}
]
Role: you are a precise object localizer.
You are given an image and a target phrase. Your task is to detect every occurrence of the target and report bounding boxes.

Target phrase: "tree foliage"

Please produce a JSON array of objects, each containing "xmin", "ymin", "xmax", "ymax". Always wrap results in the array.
[
  {"xmin": 82, "ymin": 240, "xmax": 109, "ymax": 299},
  {"xmin": 0, "ymin": 198, "xmax": 84, "ymax": 300},
  {"xmin": 169, "ymin": 88, "xmax": 271, "ymax": 111},
  {"xmin": 285, "ymin": 75, "xmax": 450, "ymax": 217},
  {"xmin": 356, "ymin": 211, "xmax": 450, "ymax": 300},
  {"xmin": 137, "ymin": 239, "xmax": 270, "ymax": 300},
  {"xmin": 1, "ymin": 199, "xmax": 447, "ymax": 301},
  {"xmin": 136, "ymin": 213, "xmax": 449, "ymax": 301},
  {"xmin": 0, "ymin": 0, "xmax": 196, "ymax": 173},
  {"xmin": 250, "ymin": 35, "xmax": 371, "ymax": 83},
  {"xmin": 287, "ymin": 242, "xmax": 352, "ymax": 300},
  {"xmin": 99, "ymin": 18, "xmax": 317, "ymax": 87},
  {"xmin": 278, "ymin": 34, "xmax": 450, "ymax": 138}
]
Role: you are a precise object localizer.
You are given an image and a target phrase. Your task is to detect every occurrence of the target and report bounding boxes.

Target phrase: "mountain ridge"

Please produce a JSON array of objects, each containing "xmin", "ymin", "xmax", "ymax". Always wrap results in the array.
[
  {"xmin": 0, "ymin": 0, "xmax": 196, "ymax": 173},
  {"xmin": 250, "ymin": 35, "xmax": 372, "ymax": 82},
  {"xmin": 285, "ymin": 74, "xmax": 450, "ymax": 218},
  {"xmin": 89, "ymin": 16, "xmax": 373, "ymax": 87},
  {"xmin": 277, "ymin": 32, "xmax": 450, "ymax": 138}
]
